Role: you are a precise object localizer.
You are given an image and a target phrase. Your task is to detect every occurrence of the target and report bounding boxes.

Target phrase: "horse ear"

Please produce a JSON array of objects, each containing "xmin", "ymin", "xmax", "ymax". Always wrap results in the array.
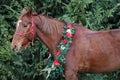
[
  {"xmin": 26, "ymin": 7, "xmax": 33, "ymax": 17},
  {"xmin": 21, "ymin": 8, "xmax": 27, "ymax": 15}
]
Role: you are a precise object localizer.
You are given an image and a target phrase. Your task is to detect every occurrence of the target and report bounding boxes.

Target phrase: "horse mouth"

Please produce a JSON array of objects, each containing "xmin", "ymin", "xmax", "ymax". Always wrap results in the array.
[{"xmin": 11, "ymin": 41, "xmax": 31, "ymax": 53}]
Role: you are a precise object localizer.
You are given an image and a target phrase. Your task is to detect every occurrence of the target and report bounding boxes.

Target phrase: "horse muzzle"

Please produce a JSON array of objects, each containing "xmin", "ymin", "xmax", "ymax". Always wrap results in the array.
[{"xmin": 11, "ymin": 42, "xmax": 22, "ymax": 53}]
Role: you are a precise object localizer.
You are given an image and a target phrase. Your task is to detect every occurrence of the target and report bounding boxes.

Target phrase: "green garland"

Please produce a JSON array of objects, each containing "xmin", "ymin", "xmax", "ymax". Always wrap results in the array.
[{"xmin": 42, "ymin": 23, "xmax": 74, "ymax": 79}]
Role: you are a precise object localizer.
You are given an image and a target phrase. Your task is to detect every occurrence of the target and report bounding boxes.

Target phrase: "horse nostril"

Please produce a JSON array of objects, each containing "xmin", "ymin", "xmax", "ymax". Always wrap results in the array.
[
  {"xmin": 14, "ymin": 45, "xmax": 17, "ymax": 48},
  {"xmin": 12, "ymin": 45, "xmax": 17, "ymax": 51}
]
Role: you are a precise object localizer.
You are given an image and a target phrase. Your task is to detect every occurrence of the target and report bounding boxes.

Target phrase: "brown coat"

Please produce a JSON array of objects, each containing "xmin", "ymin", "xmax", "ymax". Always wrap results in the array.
[{"xmin": 11, "ymin": 7, "xmax": 120, "ymax": 80}]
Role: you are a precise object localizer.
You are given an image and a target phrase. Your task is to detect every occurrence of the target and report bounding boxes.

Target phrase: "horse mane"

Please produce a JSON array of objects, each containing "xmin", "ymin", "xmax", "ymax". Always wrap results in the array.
[
  {"xmin": 38, "ymin": 15, "xmax": 63, "ymax": 34},
  {"xmin": 21, "ymin": 12, "xmax": 64, "ymax": 34}
]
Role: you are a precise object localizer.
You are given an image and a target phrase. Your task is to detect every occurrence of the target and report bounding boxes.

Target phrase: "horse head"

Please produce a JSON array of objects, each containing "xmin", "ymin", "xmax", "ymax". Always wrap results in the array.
[{"xmin": 11, "ymin": 7, "xmax": 36, "ymax": 52}]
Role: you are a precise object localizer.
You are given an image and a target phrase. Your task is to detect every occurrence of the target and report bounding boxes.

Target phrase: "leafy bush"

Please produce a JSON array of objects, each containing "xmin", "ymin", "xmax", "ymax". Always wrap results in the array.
[{"xmin": 0, "ymin": 0, "xmax": 120, "ymax": 80}]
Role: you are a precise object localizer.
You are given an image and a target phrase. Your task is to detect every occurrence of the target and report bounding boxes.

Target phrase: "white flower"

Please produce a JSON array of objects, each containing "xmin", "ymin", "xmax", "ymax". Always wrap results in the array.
[
  {"xmin": 61, "ymin": 45, "xmax": 65, "ymax": 50},
  {"xmin": 66, "ymin": 29, "xmax": 72, "ymax": 33}
]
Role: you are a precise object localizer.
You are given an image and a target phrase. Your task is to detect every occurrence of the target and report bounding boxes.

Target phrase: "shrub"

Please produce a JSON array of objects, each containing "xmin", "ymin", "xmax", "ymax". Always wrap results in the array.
[{"xmin": 0, "ymin": 0, "xmax": 120, "ymax": 80}]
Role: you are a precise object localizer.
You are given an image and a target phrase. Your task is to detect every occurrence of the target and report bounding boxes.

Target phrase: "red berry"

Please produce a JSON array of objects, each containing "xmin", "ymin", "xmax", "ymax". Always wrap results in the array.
[
  {"xmin": 66, "ymin": 33, "xmax": 72, "ymax": 38},
  {"xmin": 54, "ymin": 60, "xmax": 60, "ymax": 66},
  {"xmin": 57, "ymin": 50, "xmax": 61, "ymax": 55},
  {"xmin": 67, "ymin": 23, "xmax": 72, "ymax": 29},
  {"xmin": 62, "ymin": 39, "xmax": 67, "ymax": 44}
]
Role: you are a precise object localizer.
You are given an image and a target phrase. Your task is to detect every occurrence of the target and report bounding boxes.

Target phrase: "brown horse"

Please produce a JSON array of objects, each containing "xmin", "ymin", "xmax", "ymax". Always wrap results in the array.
[{"xmin": 11, "ymin": 7, "xmax": 120, "ymax": 80}]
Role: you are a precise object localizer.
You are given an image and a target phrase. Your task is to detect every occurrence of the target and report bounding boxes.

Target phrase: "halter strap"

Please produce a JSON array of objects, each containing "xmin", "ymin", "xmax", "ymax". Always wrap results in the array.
[
  {"xmin": 14, "ymin": 17, "xmax": 35, "ymax": 46},
  {"xmin": 29, "ymin": 17, "xmax": 35, "ymax": 37}
]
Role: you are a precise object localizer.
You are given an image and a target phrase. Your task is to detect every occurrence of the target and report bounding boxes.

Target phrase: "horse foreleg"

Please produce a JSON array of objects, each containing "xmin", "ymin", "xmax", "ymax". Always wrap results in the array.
[{"xmin": 65, "ymin": 70, "xmax": 78, "ymax": 80}]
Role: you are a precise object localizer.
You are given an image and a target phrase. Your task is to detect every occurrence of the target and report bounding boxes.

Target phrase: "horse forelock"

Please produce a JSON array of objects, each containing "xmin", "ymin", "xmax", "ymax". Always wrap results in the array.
[{"xmin": 17, "ymin": 20, "xmax": 22, "ymax": 28}]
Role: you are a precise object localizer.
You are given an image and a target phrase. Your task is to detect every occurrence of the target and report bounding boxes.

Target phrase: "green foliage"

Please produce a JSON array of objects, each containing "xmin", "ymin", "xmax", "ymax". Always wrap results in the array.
[{"xmin": 0, "ymin": 0, "xmax": 120, "ymax": 80}]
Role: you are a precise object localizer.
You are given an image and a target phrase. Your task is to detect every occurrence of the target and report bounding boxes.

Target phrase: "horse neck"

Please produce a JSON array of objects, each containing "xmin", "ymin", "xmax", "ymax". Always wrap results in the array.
[{"xmin": 34, "ymin": 15, "xmax": 64, "ymax": 56}]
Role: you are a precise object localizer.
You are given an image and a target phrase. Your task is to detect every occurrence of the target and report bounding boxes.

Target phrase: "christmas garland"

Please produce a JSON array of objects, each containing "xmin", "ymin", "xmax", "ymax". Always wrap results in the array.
[{"xmin": 42, "ymin": 23, "xmax": 74, "ymax": 79}]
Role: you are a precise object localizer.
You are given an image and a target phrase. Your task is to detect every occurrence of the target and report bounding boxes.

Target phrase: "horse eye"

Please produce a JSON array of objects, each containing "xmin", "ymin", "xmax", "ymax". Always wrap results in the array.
[{"xmin": 24, "ymin": 25, "xmax": 27, "ymax": 27}]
